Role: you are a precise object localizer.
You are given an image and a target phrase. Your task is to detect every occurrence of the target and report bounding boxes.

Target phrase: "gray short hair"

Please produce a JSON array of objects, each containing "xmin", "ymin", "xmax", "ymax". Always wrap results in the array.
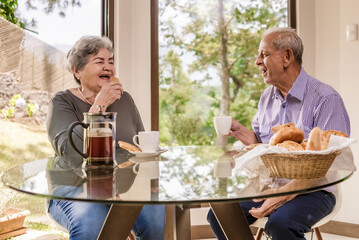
[
  {"xmin": 262, "ymin": 27, "xmax": 303, "ymax": 65},
  {"xmin": 66, "ymin": 36, "xmax": 114, "ymax": 84}
]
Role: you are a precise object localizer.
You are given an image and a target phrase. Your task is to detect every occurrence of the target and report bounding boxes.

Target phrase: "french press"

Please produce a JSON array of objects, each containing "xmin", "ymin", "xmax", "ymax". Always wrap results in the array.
[{"xmin": 68, "ymin": 106, "xmax": 117, "ymax": 167}]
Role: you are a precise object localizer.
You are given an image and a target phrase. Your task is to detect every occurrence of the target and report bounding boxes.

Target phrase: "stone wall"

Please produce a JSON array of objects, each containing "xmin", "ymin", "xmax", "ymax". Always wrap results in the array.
[
  {"xmin": 0, "ymin": 73, "xmax": 51, "ymax": 126},
  {"xmin": 0, "ymin": 17, "xmax": 77, "ymax": 127}
]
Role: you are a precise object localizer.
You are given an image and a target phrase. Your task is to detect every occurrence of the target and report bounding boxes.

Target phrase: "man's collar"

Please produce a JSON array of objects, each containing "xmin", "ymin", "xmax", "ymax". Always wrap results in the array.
[
  {"xmin": 272, "ymin": 67, "xmax": 307, "ymax": 101},
  {"xmin": 288, "ymin": 67, "xmax": 307, "ymax": 101}
]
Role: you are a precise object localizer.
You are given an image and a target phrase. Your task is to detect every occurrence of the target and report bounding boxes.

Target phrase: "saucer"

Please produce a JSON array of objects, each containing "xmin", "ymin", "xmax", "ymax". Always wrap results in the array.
[
  {"xmin": 129, "ymin": 148, "xmax": 168, "ymax": 157},
  {"xmin": 129, "ymin": 156, "xmax": 160, "ymax": 163}
]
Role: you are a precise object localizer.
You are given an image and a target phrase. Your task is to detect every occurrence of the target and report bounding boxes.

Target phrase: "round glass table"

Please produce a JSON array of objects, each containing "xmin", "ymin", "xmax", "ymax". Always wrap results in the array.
[{"xmin": 2, "ymin": 146, "xmax": 353, "ymax": 240}]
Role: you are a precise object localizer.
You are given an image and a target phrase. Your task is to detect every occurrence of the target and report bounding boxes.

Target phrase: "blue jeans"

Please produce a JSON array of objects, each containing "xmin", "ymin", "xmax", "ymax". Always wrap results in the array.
[
  {"xmin": 49, "ymin": 199, "xmax": 165, "ymax": 240},
  {"xmin": 207, "ymin": 191, "xmax": 336, "ymax": 240}
]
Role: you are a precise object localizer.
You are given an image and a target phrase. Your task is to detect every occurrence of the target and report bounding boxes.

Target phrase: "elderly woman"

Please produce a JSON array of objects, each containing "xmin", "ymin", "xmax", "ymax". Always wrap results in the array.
[{"xmin": 46, "ymin": 36, "xmax": 165, "ymax": 240}]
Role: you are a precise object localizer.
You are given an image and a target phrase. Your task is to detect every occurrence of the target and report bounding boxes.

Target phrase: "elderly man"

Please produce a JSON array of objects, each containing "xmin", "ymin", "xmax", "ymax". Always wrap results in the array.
[{"xmin": 207, "ymin": 27, "xmax": 350, "ymax": 240}]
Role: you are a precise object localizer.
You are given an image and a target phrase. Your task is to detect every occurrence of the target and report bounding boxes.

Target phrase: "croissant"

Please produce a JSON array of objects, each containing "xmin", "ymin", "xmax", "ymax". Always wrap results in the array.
[{"xmin": 118, "ymin": 141, "xmax": 141, "ymax": 152}]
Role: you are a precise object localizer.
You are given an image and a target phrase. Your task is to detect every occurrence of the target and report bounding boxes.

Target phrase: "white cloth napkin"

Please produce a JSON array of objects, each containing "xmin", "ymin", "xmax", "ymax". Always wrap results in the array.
[{"xmin": 234, "ymin": 135, "xmax": 357, "ymax": 177}]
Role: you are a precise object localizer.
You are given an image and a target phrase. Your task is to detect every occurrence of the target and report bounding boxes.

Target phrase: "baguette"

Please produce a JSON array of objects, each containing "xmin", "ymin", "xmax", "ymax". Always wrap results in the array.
[{"xmin": 306, "ymin": 127, "xmax": 321, "ymax": 151}]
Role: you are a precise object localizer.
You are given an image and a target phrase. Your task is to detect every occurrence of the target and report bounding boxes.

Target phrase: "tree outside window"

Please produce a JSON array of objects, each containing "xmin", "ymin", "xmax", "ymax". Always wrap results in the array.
[{"xmin": 159, "ymin": 0, "xmax": 287, "ymax": 146}]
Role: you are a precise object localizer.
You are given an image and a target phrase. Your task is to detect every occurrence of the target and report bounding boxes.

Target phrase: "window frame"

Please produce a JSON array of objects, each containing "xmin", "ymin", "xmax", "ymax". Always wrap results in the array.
[
  {"xmin": 105, "ymin": 0, "xmax": 296, "ymax": 131},
  {"xmin": 101, "ymin": 0, "xmax": 115, "ymax": 42}
]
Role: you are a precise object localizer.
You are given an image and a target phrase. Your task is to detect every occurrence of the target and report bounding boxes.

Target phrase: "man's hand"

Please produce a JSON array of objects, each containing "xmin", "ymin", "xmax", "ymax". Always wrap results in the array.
[
  {"xmin": 227, "ymin": 119, "xmax": 258, "ymax": 145},
  {"xmin": 248, "ymin": 178, "xmax": 318, "ymax": 219},
  {"xmin": 249, "ymin": 194, "xmax": 297, "ymax": 218}
]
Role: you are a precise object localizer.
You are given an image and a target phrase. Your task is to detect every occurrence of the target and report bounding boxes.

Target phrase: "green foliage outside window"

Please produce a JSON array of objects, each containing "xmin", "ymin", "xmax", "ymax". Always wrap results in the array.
[
  {"xmin": 159, "ymin": 0, "xmax": 287, "ymax": 146},
  {"xmin": 0, "ymin": 0, "xmax": 24, "ymax": 28},
  {"xmin": 1, "ymin": 94, "xmax": 21, "ymax": 120},
  {"xmin": 0, "ymin": 94, "xmax": 38, "ymax": 119},
  {"xmin": 0, "ymin": 0, "xmax": 82, "ymax": 31},
  {"xmin": 26, "ymin": 101, "xmax": 37, "ymax": 117}
]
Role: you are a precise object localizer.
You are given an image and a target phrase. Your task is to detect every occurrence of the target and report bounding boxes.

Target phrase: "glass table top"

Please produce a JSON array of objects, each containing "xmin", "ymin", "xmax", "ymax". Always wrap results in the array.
[{"xmin": 2, "ymin": 146, "xmax": 353, "ymax": 204}]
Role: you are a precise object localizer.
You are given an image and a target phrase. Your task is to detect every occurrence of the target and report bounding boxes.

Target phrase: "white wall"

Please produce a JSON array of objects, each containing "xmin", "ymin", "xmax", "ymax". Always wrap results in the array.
[
  {"xmin": 315, "ymin": 0, "xmax": 341, "ymax": 90},
  {"xmin": 298, "ymin": 0, "xmax": 359, "ymax": 224},
  {"xmin": 336, "ymin": 0, "xmax": 359, "ymax": 224},
  {"xmin": 296, "ymin": 0, "xmax": 316, "ymax": 77},
  {"xmin": 114, "ymin": 0, "xmax": 152, "ymax": 131}
]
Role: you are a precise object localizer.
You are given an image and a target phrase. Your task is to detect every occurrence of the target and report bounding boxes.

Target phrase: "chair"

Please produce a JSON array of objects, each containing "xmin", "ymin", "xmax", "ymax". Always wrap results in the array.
[
  {"xmin": 45, "ymin": 199, "xmax": 69, "ymax": 233},
  {"xmin": 251, "ymin": 184, "xmax": 342, "ymax": 240}
]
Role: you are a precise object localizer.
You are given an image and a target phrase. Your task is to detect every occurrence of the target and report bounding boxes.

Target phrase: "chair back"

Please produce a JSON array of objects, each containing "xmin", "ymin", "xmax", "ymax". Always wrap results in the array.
[
  {"xmin": 312, "ymin": 184, "xmax": 342, "ymax": 228},
  {"xmin": 45, "ymin": 199, "xmax": 69, "ymax": 233}
]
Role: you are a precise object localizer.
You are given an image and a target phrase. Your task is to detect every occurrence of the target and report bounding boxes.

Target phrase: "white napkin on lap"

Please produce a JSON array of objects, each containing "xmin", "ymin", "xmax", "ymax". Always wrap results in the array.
[
  {"xmin": 327, "ymin": 135, "xmax": 357, "ymax": 171},
  {"xmin": 234, "ymin": 144, "xmax": 269, "ymax": 178}
]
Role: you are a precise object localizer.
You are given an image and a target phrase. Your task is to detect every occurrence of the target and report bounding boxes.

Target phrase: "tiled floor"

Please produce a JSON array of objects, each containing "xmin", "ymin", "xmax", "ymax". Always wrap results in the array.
[
  {"xmin": 303, "ymin": 232, "xmax": 359, "ymax": 240},
  {"xmin": 11, "ymin": 212, "xmax": 359, "ymax": 240},
  {"xmin": 13, "ymin": 230, "xmax": 359, "ymax": 240},
  {"xmin": 190, "ymin": 208, "xmax": 359, "ymax": 240},
  {"xmin": 201, "ymin": 233, "xmax": 359, "ymax": 240}
]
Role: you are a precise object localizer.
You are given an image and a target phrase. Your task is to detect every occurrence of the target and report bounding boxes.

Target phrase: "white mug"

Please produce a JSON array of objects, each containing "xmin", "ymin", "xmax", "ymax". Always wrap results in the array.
[
  {"xmin": 214, "ymin": 116, "xmax": 232, "ymax": 135},
  {"xmin": 133, "ymin": 161, "xmax": 159, "ymax": 179},
  {"xmin": 133, "ymin": 131, "xmax": 160, "ymax": 153}
]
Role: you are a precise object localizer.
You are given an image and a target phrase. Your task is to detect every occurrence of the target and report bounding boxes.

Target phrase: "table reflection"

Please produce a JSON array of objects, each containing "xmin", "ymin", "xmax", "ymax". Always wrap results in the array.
[
  {"xmin": 2, "ymin": 146, "xmax": 353, "ymax": 204},
  {"xmin": 86, "ymin": 168, "xmax": 115, "ymax": 199}
]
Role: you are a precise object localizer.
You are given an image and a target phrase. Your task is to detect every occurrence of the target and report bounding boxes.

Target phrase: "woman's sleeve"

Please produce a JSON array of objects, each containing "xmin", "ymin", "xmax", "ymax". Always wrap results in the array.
[
  {"xmin": 46, "ymin": 93, "xmax": 84, "ymax": 158},
  {"xmin": 125, "ymin": 92, "xmax": 145, "ymax": 133},
  {"xmin": 134, "ymin": 104, "xmax": 145, "ymax": 133}
]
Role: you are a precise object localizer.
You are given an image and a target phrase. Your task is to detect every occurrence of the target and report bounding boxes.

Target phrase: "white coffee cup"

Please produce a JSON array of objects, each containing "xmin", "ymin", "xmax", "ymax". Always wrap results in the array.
[
  {"xmin": 133, "ymin": 161, "xmax": 159, "ymax": 179},
  {"xmin": 214, "ymin": 161, "xmax": 232, "ymax": 178},
  {"xmin": 133, "ymin": 131, "xmax": 160, "ymax": 153},
  {"xmin": 214, "ymin": 116, "xmax": 232, "ymax": 135}
]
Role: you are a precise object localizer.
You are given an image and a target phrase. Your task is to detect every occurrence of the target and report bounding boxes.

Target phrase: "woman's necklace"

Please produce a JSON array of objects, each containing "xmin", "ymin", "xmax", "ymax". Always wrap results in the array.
[{"xmin": 77, "ymin": 87, "xmax": 93, "ymax": 105}]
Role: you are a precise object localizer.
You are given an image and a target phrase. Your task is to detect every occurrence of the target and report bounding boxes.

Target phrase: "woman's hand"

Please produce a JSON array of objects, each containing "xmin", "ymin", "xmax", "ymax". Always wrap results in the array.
[{"xmin": 90, "ymin": 81, "xmax": 124, "ymax": 112}]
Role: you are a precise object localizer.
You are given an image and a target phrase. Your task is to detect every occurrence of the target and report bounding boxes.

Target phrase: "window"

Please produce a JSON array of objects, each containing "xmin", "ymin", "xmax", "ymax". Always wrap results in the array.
[{"xmin": 155, "ymin": 0, "xmax": 292, "ymax": 146}]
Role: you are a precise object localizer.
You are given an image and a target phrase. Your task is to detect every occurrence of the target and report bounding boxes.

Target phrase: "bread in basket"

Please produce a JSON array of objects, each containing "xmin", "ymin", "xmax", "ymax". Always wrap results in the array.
[{"xmin": 256, "ymin": 124, "xmax": 347, "ymax": 179}]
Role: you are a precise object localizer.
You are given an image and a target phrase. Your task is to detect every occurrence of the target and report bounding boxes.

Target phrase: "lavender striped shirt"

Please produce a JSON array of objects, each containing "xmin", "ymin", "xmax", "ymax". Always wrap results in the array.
[{"xmin": 252, "ymin": 68, "xmax": 350, "ymax": 143}]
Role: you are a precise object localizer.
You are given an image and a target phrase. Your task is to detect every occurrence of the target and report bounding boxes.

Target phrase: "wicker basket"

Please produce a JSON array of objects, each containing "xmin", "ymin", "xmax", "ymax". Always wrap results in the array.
[{"xmin": 260, "ymin": 150, "xmax": 341, "ymax": 179}]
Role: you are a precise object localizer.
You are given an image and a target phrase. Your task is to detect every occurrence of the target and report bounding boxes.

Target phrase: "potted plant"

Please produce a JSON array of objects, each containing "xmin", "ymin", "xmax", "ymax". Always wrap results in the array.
[{"xmin": 0, "ymin": 208, "xmax": 30, "ymax": 239}]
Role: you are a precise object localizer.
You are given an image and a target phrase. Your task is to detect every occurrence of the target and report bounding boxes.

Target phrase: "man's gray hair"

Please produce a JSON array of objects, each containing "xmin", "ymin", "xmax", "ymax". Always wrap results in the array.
[
  {"xmin": 263, "ymin": 27, "xmax": 303, "ymax": 65},
  {"xmin": 65, "ymin": 36, "xmax": 113, "ymax": 84}
]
